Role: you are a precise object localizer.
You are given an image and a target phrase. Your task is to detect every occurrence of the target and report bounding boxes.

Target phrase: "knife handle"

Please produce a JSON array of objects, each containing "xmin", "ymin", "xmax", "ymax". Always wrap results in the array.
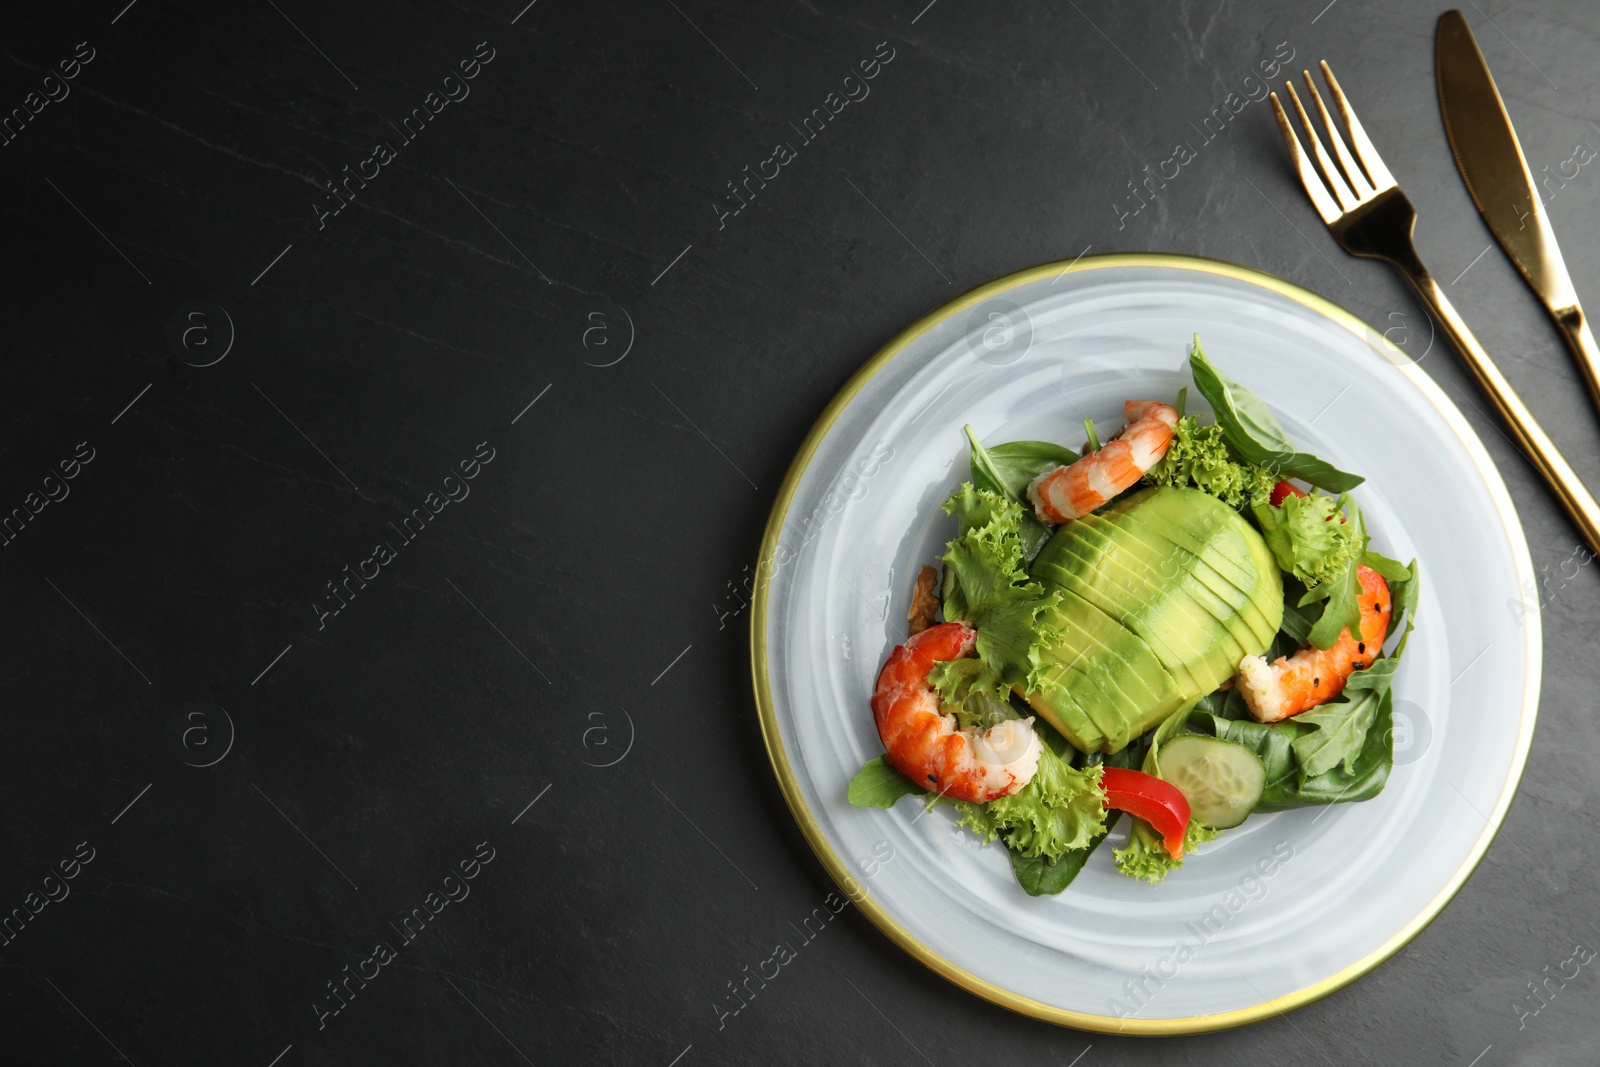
[
  {"xmin": 1393, "ymin": 249, "xmax": 1600, "ymax": 552},
  {"xmin": 1552, "ymin": 305, "xmax": 1600, "ymax": 420}
]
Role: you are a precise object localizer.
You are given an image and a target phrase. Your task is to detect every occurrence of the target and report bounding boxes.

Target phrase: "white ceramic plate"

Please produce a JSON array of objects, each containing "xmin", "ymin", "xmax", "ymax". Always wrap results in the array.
[{"xmin": 751, "ymin": 254, "xmax": 1540, "ymax": 1034}]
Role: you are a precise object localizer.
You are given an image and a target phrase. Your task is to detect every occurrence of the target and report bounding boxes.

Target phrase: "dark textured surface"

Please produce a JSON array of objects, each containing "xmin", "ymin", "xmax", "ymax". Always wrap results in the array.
[{"xmin": 3, "ymin": 1, "xmax": 1596, "ymax": 1063}]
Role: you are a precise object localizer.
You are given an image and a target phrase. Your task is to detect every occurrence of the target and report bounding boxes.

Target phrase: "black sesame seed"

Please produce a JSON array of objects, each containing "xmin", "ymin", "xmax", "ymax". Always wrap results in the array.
[
  {"xmin": 1313, "ymin": 676, "xmax": 1320, "ymax": 686},
  {"xmin": 927, "ymin": 774, "xmax": 937, "ymax": 783},
  {"xmin": 1358, "ymin": 642, "xmax": 1366, "ymax": 653}
]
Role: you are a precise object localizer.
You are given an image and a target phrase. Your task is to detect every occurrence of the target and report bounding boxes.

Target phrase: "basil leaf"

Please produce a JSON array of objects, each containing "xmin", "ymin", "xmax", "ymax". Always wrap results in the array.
[
  {"xmin": 1188, "ymin": 336, "xmax": 1364, "ymax": 492},
  {"xmin": 1009, "ymin": 812, "xmax": 1120, "ymax": 896},
  {"xmin": 847, "ymin": 756, "xmax": 926, "ymax": 808}
]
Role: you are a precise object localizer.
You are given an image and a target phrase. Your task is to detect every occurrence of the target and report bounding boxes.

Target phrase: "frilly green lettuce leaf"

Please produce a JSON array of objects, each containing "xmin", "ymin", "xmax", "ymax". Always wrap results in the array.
[
  {"xmin": 939, "ymin": 484, "xmax": 1063, "ymax": 693},
  {"xmin": 1113, "ymin": 818, "xmax": 1218, "ymax": 885},
  {"xmin": 1252, "ymin": 491, "xmax": 1364, "ymax": 588},
  {"xmin": 1143, "ymin": 415, "xmax": 1278, "ymax": 508},
  {"xmin": 950, "ymin": 732, "xmax": 1107, "ymax": 861}
]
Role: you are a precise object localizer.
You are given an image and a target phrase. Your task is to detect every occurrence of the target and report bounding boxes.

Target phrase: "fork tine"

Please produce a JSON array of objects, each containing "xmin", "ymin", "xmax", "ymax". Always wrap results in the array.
[
  {"xmin": 1301, "ymin": 68, "xmax": 1374, "ymax": 198},
  {"xmin": 1318, "ymin": 60, "xmax": 1396, "ymax": 190},
  {"xmin": 1284, "ymin": 81, "xmax": 1357, "ymax": 212},
  {"xmin": 1269, "ymin": 93, "xmax": 1342, "ymax": 225}
]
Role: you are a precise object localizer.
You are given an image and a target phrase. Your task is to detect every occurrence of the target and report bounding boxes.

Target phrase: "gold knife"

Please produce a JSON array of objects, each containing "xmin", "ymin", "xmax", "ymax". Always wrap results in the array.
[{"xmin": 1436, "ymin": 9, "xmax": 1600, "ymax": 415}]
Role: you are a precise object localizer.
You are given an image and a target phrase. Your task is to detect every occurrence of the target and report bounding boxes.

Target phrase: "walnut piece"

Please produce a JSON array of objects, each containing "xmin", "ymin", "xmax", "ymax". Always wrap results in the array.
[{"xmin": 908, "ymin": 564, "xmax": 940, "ymax": 634}]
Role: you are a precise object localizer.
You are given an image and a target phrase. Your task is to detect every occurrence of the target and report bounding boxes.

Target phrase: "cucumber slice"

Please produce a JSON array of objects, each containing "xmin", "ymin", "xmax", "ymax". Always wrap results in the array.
[{"xmin": 1158, "ymin": 735, "xmax": 1265, "ymax": 829}]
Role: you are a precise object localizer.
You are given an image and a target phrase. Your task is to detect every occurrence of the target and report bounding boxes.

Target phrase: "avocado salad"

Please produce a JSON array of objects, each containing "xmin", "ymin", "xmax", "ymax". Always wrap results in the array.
[{"xmin": 849, "ymin": 337, "xmax": 1419, "ymax": 893}]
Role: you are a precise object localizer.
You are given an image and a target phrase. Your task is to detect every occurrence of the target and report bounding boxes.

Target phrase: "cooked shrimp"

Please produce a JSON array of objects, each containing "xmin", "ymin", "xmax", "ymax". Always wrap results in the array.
[
  {"xmin": 871, "ymin": 621, "xmax": 1042, "ymax": 802},
  {"xmin": 1027, "ymin": 400, "xmax": 1179, "ymax": 523},
  {"xmin": 1237, "ymin": 565, "xmax": 1393, "ymax": 723}
]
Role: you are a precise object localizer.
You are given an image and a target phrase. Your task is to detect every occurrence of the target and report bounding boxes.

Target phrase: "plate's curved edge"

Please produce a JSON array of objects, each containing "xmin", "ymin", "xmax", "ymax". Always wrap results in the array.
[{"xmin": 748, "ymin": 252, "xmax": 1542, "ymax": 1036}]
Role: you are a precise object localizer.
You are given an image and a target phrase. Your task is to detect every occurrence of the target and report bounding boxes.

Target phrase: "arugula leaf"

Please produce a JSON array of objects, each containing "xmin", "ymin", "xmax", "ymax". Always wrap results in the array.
[
  {"xmin": 1009, "ymin": 812, "xmax": 1119, "ymax": 896},
  {"xmin": 1188, "ymin": 336, "xmax": 1364, "ymax": 492},
  {"xmin": 940, "ymin": 484, "xmax": 1063, "ymax": 692},
  {"xmin": 1286, "ymin": 689, "xmax": 1394, "ymax": 805},
  {"xmin": 1191, "ymin": 695, "xmax": 1395, "ymax": 809},
  {"xmin": 848, "ymin": 756, "xmax": 927, "ymax": 808},
  {"xmin": 961, "ymin": 427, "xmax": 1075, "ymax": 559},
  {"xmin": 1301, "ymin": 559, "xmax": 1362, "ymax": 650},
  {"xmin": 1290, "ymin": 685, "xmax": 1386, "ymax": 778}
]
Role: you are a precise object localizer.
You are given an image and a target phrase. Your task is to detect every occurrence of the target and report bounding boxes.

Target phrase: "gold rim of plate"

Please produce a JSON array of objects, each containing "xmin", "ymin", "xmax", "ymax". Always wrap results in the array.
[{"xmin": 747, "ymin": 252, "xmax": 1541, "ymax": 1035}]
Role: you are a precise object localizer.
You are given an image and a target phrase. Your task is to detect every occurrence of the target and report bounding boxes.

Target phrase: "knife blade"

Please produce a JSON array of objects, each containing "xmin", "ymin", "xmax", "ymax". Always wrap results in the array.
[{"xmin": 1435, "ymin": 8, "xmax": 1600, "ymax": 414}]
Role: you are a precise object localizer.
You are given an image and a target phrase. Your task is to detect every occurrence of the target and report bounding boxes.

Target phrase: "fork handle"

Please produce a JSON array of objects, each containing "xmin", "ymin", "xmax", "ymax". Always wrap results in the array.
[{"xmin": 1394, "ymin": 250, "xmax": 1600, "ymax": 552}]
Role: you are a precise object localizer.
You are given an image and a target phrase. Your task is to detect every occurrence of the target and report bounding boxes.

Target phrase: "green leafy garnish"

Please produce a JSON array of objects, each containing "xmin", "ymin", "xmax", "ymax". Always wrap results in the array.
[
  {"xmin": 847, "ymin": 756, "xmax": 926, "ymax": 808},
  {"xmin": 1188, "ymin": 336, "xmax": 1363, "ymax": 492},
  {"xmin": 1252, "ymin": 491, "xmax": 1364, "ymax": 588},
  {"xmin": 961, "ymin": 426, "xmax": 1075, "ymax": 559},
  {"xmin": 1144, "ymin": 414, "xmax": 1278, "ymax": 508},
  {"xmin": 1113, "ymin": 818, "xmax": 1218, "ymax": 885},
  {"xmin": 951, "ymin": 731, "xmax": 1107, "ymax": 861},
  {"xmin": 1009, "ymin": 813, "xmax": 1120, "ymax": 896},
  {"xmin": 940, "ymin": 484, "xmax": 1062, "ymax": 693}
]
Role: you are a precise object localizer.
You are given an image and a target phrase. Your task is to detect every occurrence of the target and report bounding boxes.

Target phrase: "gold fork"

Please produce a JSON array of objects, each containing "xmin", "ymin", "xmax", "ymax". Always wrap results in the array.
[{"xmin": 1271, "ymin": 61, "xmax": 1600, "ymax": 550}]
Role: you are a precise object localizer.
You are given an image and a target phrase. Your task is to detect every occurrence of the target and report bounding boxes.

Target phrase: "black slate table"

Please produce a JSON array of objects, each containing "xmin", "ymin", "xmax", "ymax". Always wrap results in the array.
[{"xmin": 4, "ymin": 1, "xmax": 1596, "ymax": 1063}]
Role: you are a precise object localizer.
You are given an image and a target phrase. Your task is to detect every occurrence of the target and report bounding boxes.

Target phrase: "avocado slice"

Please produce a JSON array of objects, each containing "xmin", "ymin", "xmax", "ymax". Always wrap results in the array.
[
  {"xmin": 1036, "ymin": 587, "xmax": 1180, "ymax": 750},
  {"xmin": 1041, "ymin": 514, "xmax": 1239, "ymax": 698},
  {"xmin": 1023, "ymin": 486, "xmax": 1283, "ymax": 752},
  {"xmin": 1101, "ymin": 490, "xmax": 1282, "ymax": 651}
]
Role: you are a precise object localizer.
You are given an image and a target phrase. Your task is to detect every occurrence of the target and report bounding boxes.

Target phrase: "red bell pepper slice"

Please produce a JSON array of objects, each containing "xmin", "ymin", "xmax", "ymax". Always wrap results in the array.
[
  {"xmin": 1101, "ymin": 767, "xmax": 1192, "ymax": 859},
  {"xmin": 1269, "ymin": 479, "xmax": 1307, "ymax": 507}
]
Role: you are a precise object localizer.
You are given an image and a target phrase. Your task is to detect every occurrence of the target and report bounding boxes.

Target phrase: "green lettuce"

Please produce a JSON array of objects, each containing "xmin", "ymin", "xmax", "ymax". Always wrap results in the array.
[
  {"xmin": 1143, "ymin": 415, "xmax": 1277, "ymax": 508},
  {"xmin": 1252, "ymin": 490, "xmax": 1364, "ymax": 588},
  {"xmin": 1113, "ymin": 818, "xmax": 1218, "ymax": 885},
  {"xmin": 951, "ymin": 732, "xmax": 1107, "ymax": 861},
  {"xmin": 939, "ymin": 484, "xmax": 1062, "ymax": 693}
]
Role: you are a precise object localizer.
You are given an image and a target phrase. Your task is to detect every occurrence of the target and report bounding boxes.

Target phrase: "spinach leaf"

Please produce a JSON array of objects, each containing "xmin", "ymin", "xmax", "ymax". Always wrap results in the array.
[
  {"xmin": 1190, "ymin": 694, "xmax": 1395, "ymax": 809},
  {"xmin": 1009, "ymin": 812, "xmax": 1120, "ymax": 896},
  {"xmin": 962, "ymin": 427, "xmax": 1077, "ymax": 560},
  {"xmin": 1188, "ymin": 337, "xmax": 1364, "ymax": 492},
  {"xmin": 963, "ymin": 425, "xmax": 1078, "ymax": 501},
  {"xmin": 1192, "ymin": 685, "xmax": 1254, "ymax": 721},
  {"xmin": 847, "ymin": 757, "xmax": 926, "ymax": 808}
]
